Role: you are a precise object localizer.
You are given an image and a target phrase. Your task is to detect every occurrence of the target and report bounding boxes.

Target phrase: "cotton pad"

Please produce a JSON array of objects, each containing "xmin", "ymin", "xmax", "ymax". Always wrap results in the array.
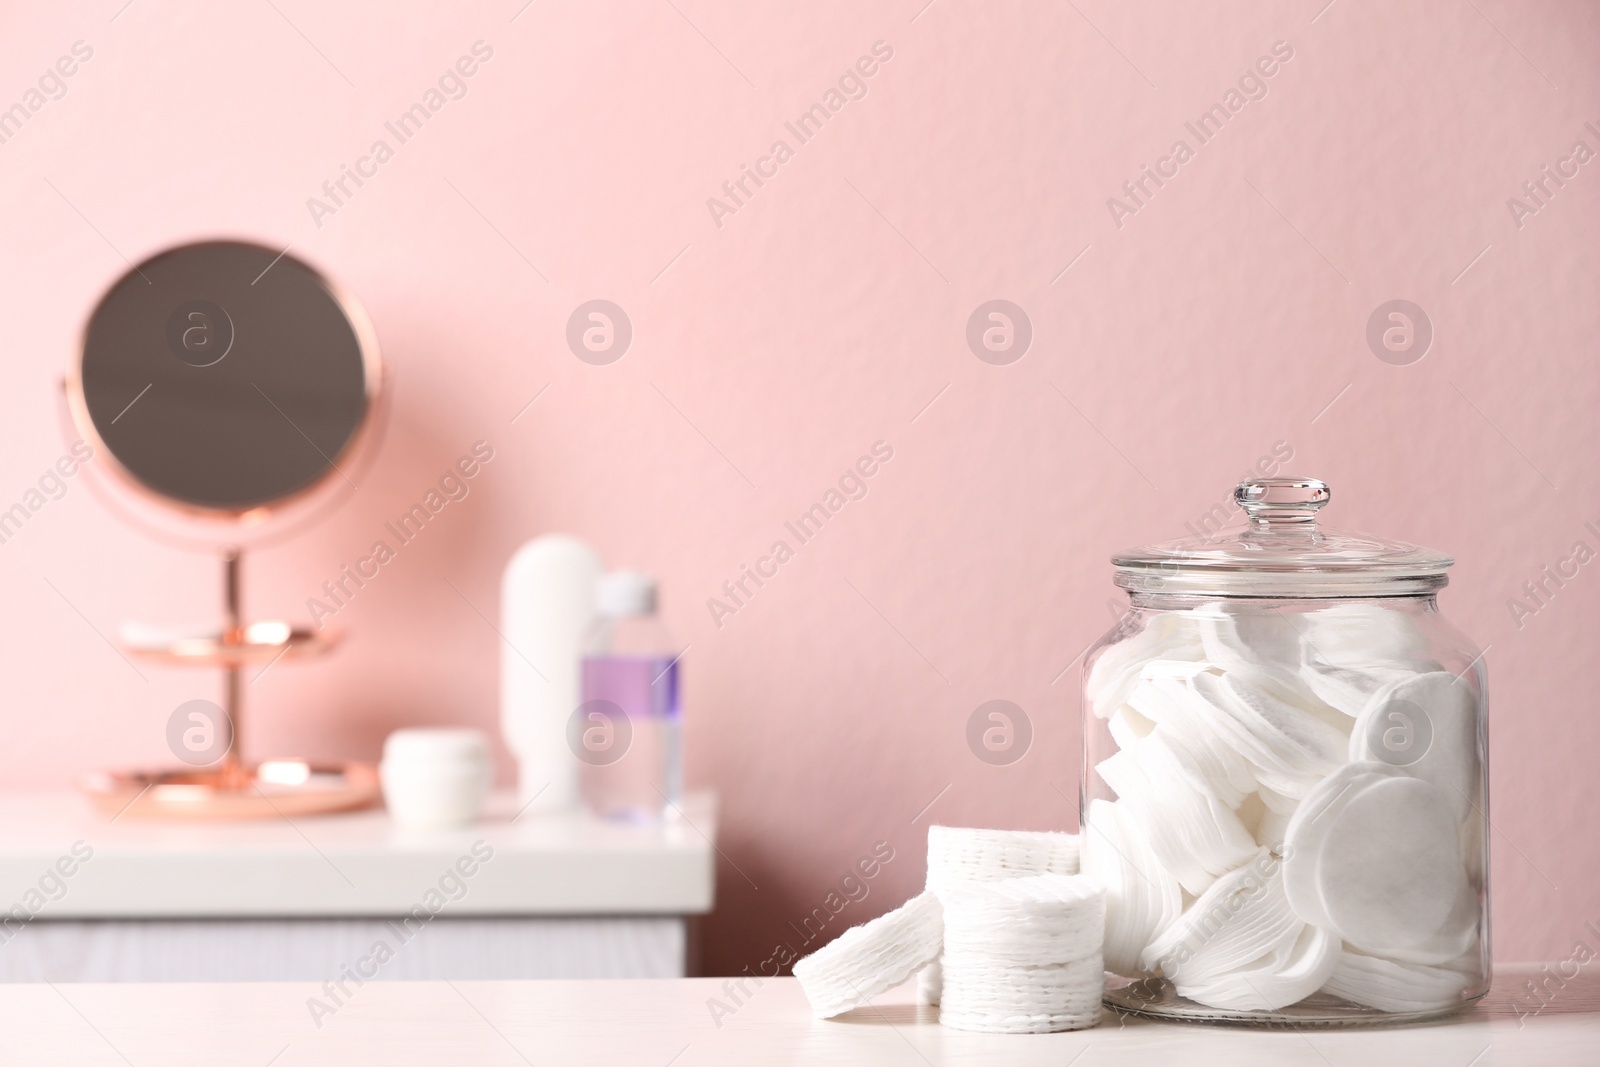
[
  {"xmin": 920, "ymin": 825, "xmax": 1079, "ymax": 1007},
  {"xmin": 1195, "ymin": 603, "xmax": 1307, "ymax": 677},
  {"xmin": 1296, "ymin": 601, "xmax": 1440, "ymax": 718},
  {"xmin": 1080, "ymin": 798, "xmax": 1183, "ymax": 978},
  {"xmin": 1258, "ymin": 807, "xmax": 1294, "ymax": 850},
  {"xmin": 1350, "ymin": 671, "xmax": 1479, "ymax": 822},
  {"xmin": 1300, "ymin": 602, "xmax": 1431, "ymax": 667},
  {"xmin": 1096, "ymin": 734, "xmax": 1257, "ymax": 895},
  {"xmin": 1189, "ymin": 672, "xmax": 1346, "ymax": 800},
  {"xmin": 1085, "ymin": 612, "xmax": 1205, "ymax": 717},
  {"xmin": 1140, "ymin": 849, "xmax": 1300, "ymax": 985},
  {"xmin": 1283, "ymin": 763, "xmax": 1467, "ymax": 958},
  {"xmin": 1301, "ymin": 660, "xmax": 1427, "ymax": 718},
  {"xmin": 1281, "ymin": 762, "xmax": 1396, "ymax": 929},
  {"xmin": 939, "ymin": 970, "xmax": 1104, "ymax": 1034},
  {"xmin": 916, "ymin": 957, "xmax": 942, "ymax": 1006},
  {"xmin": 1173, "ymin": 922, "xmax": 1340, "ymax": 1012},
  {"xmin": 1126, "ymin": 671, "xmax": 1257, "ymax": 806},
  {"xmin": 939, "ymin": 874, "xmax": 1105, "ymax": 1033},
  {"xmin": 1256, "ymin": 783, "xmax": 1301, "ymax": 816},
  {"xmin": 1322, "ymin": 950, "xmax": 1474, "ymax": 1013},
  {"xmin": 941, "ymin": 875, "xmax": 1105, "ymax": 961},
  {"xmin": 1382, "ymin": 879, "xmax": 1480, "ymax": 966},
  {"xmin": 1316, "ymin": 775, "xmax": 1465, "ymax": 954},
  {"xmin": 925, "ymin": 825, "xmax": 1080, "ymax": 892},
  {"xmin": 792, "ymin": 892, "xmax": 944, "ymax": 1019},
  {"xmin": 1107, "ymin": 705, "xmax": 1157, "ymax": 754}
]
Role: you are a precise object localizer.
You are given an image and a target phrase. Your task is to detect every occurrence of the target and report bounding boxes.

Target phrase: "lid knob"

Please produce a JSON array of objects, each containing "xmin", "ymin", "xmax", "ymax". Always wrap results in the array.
[{"xmin": 1235, "ymin": 477, "xmax": 1330, "ymax": 527}]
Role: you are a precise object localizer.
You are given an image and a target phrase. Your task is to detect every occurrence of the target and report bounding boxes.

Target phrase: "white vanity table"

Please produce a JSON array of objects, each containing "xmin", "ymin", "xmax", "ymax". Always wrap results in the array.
[{"xmin": 0, "ymin": 790, "xmax": 715, "ymax": 982}]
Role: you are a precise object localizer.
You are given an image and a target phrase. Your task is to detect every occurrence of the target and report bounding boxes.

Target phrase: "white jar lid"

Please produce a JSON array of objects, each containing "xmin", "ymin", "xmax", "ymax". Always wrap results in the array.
[{"xmin": 382, "ymin": 728, "xmax": 489, "ymax": 765}]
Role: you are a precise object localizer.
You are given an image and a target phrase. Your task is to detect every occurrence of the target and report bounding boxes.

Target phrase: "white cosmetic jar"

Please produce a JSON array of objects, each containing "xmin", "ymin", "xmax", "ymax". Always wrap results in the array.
[{"xmin": 380, "ymin": 728, "xmax": 491, "ymax": 829}]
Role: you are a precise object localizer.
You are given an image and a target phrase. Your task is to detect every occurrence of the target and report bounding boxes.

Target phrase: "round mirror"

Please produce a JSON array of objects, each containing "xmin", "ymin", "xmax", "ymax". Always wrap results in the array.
[{"xmin": 68, "ymin": 239, "xmax": 381, "ymax": 523}]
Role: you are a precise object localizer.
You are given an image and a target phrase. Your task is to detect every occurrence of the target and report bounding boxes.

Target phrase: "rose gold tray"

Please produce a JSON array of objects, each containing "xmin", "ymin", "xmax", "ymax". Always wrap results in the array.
[
  {"xmin": 83, "ymin": 760, "xmax": 380, "ymax": 820},
  {"xmin": 122, "ymin": 620, "xmax": 340, "ymax": 667}
]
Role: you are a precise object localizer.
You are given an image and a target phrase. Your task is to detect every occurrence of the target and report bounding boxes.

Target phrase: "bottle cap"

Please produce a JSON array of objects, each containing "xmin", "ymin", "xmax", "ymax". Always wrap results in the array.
[{"xmin": 597, "ymin": 570, "xmax": 657, "ymax": 616}]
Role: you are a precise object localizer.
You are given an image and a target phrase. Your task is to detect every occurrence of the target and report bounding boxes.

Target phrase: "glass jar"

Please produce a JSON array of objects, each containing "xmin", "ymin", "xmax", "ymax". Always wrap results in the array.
[{"xmin": 1080, "ymin": 478, "xmax": 1489, "ymax": 1026}]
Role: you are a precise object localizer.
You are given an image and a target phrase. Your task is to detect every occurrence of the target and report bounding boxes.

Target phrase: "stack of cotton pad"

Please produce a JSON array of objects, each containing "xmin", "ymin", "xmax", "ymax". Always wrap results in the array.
[
  {"xmin": 940, "ymin": 874, "xmax": 1105, "ymax": 1033},
  {"xmin": 924, "ymin": 825, "xmax": 1081, "ymax": 891},
  {"xmin": 1322, "ymin": 949, "xmax": 1477, "ymax": 1013},
  {"xmin": 1140, "ymin": 847, "xmax": 1338, "ymax": 1010},
  {"xmin": 1083, "ymin": 601, "xmax": 1484, "ymax": 1015},
  {"xmin": 1081, "ymin": 797, "xmax": 1181, "ymax": 977},
  {"xmin": 919, "ymin": 826, "xmax": 1081, "ymax": 1006},
  {"xmin": 793, "ymin": 892, "xmax": 944, "ymax": 1019},
  {"xmin": 794, "ymin": 826, "xmax": 1101, "ymax": 1033}
]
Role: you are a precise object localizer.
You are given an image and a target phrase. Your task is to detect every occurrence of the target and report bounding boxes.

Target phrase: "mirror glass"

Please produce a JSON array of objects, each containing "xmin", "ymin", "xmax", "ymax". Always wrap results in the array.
[{"xmin": 79, "ymin": 241, "xmax": 371, "ymax": 512}]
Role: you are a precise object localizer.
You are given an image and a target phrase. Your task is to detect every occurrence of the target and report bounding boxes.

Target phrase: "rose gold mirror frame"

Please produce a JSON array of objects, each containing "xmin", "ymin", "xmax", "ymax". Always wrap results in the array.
[{"xmin": 64, "ymin": 240, "xmax": 388, "ymax": 819}]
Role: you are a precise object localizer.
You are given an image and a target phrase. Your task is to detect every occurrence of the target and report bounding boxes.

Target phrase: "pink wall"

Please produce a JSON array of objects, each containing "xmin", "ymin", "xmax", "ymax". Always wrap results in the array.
[{"xmin": 1, "ymin": 1, "xmax": 1596, "ymax": 975}]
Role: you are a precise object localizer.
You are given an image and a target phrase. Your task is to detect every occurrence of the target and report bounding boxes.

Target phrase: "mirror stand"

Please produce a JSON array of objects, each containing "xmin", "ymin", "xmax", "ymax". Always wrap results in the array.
[
  {"xmin": 220, "ymin": 547, "xmax": 246, "ymax": 788},
  {"xmin": 70, "ymin": 239, "xmax": 385, "ymax": 820},
  {"xmin": 82, "ymin": 550, "xmax": 379, "ymax": 819}
]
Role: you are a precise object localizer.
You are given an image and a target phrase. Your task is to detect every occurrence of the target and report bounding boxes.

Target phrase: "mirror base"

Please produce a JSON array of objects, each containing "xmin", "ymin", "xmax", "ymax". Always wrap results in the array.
[{"xmin": 82, "ymin": 761, "xmax": 380, "ymax": 820}]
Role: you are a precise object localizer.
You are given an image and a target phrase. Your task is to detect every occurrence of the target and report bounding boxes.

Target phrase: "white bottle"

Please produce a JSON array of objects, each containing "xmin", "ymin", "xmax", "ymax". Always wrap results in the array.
[{"xmin": 500, "ymin": 534, "xmax": 604, "ymax": 813}]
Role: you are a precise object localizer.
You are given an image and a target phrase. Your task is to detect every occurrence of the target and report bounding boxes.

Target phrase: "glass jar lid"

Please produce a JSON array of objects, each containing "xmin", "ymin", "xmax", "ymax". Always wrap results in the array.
[{"xmin": 1112, "ymin": 478, "xmax": 1453, "ymax": 598}]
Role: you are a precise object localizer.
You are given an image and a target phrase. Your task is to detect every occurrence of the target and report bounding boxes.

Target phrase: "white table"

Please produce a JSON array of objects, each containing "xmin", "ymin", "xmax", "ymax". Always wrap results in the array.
[
  {"xmin": 0, "ymin": 966, "xmax": 1593, "ymax": 1065},
  {"xmin": 0, "ymin": 791, "xmax": 715, "ymax": 982}
]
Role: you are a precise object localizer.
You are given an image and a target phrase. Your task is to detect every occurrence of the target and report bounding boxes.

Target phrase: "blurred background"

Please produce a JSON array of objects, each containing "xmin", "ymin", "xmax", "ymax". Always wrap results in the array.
[{"xmin": 0, "ymin": 0, "xmax": 1595, "ymax": 977}]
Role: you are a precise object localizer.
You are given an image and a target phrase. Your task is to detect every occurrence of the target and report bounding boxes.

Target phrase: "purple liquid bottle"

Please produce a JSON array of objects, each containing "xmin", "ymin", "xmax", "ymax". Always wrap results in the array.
[{"xmin": 578, "ymin": 571, "xmax": 681, "ymax": 822}]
